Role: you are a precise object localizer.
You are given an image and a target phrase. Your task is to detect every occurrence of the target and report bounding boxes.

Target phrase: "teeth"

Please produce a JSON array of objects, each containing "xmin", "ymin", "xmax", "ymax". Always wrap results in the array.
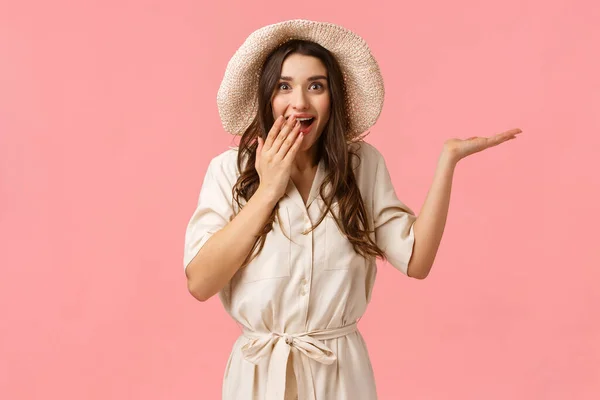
[{"xmin": 296, "ymin": 117, "xmax": 313, "ymax": 121}]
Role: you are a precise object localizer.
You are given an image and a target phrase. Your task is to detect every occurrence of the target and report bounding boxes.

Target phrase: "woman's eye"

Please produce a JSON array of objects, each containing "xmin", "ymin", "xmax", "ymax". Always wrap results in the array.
[{"xmin": 277, "ymin": 82, "xmax": 324, "ymax": 91}]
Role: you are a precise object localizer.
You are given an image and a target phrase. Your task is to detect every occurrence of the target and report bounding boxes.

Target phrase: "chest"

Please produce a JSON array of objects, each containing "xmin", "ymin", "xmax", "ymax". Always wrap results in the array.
[
  {"xmin": 232, "ymin": 197, "xmax": 373, "ymax": 286},
  {"xmin": 291, "ymin": 168, "xmax": 318, "ymax": 206}
]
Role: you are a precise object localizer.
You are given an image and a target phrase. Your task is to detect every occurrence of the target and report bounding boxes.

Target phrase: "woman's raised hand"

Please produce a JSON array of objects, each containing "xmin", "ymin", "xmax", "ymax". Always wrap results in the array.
[
  {"xmin": 255, "ymin": 115, "xmax": 304, "ymax": 201},
  {"xmin": 443, "ymin": 128, "xmax": 523, "ymax": 164}
]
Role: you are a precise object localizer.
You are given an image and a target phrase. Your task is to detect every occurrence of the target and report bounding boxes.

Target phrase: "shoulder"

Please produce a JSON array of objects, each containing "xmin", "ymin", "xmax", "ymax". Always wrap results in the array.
[
  {"xmin": 205, "ymin": 146, "xmax": 243, "ymax": 183},
  {"xmin": 344, "ymin": 141, "xmax": 386, "ymax": 199},
  {"xmin": 348, "ymin": 140, "xmax": 385, "ymax": 173}
]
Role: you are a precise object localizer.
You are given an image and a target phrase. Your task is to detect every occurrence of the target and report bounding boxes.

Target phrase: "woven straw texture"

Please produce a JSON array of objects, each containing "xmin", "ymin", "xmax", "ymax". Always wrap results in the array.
[{"xmin": 216, "ymin": 19, "xmax": 385, "ymax": 138}]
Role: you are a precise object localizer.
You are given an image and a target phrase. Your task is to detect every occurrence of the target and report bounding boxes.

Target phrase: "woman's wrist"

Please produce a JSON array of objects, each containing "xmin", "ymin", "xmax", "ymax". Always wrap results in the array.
[{"xmin": 254, "ymin": 185, "xmax": 282, "ymax": 209}]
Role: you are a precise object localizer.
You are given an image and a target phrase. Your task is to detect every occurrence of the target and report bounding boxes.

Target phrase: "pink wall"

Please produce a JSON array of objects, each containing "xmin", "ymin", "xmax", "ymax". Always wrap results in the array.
[{"xmin": 2, "ymin": 0, "xmax": 599, "ymax": 398}]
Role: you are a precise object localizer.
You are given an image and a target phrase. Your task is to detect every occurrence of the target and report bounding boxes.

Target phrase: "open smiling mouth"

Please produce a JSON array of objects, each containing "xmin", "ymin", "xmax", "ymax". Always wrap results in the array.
[{"xmin": 286, "ymin": 117, "xmax": 316, "ymax": 134}]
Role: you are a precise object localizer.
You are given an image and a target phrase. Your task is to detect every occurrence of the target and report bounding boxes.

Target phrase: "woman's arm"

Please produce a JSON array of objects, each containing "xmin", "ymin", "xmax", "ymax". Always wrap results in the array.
[
  {"xmin": 407, "ymin": 152, "xmax": 455, "ymax": 279},
  {"xmin": 186, "ymin": 186, "xmax": 278, "ymax": 301},
  {"xmin": 407, "ymin": 128, "xmax": 521, "ymax": 279},
  {"xmin": 186, "ymin": 115, "xmax": 304, "ymax": 301}
]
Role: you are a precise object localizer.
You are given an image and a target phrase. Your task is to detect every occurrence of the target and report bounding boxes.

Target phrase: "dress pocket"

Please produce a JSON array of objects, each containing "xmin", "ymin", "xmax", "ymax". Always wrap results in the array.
[
  {"xmin": 324, "ymin": 202, "xmax": 364, "ymax": 270},
  {"xmin": 235, "ymin": 207, "xmax": 292, "ymax": 283}
]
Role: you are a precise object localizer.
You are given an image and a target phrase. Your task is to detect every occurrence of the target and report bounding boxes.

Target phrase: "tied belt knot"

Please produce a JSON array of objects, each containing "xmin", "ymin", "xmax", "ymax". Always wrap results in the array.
[{"xmin": 240, "ymin": 322, "xmax": 358, "ymax": 400}]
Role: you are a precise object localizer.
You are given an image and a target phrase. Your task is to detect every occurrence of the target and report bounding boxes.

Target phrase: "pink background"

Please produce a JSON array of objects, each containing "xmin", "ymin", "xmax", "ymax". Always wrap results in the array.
[{"xmin": 2, "ymin": 0, "xmax": 599, "ymax": 398}]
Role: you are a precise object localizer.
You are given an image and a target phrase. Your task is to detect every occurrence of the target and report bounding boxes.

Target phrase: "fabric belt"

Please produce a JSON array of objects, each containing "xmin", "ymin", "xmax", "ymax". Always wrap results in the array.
[{"xmin": 241, "ymin": 322, "xmax": 358, "ymax": 400}]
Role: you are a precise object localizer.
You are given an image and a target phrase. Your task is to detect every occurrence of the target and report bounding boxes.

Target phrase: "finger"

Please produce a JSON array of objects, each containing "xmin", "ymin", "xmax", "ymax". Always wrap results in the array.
[
  {"xmin": 272, "ymin": 118, "xmax": 299, "ymax": 154},
  {"xmin": 276, "ymin": 121, "xmax": 302, "ymax": 159},
  {"xmin": 497, "ymin": 130, "xmax": 520, "ymax": 143},
  {"xmin": 266, "ymin": 115, "xmax": 295, "ymax": 153},
  {"xmin": 264, "ymin": 115, "xmax": 285, "ymax": 150},
  {"xmin": 486, "ymin": 134, "xmax": 504, "ymax": 147},
  {"xmin": 497, "ymin": 128, "xmax": 522, "ymax": 141},
  {"xmin": 504, "ymin": 128, "xmax": 522, "ymax": 135},
  {"xmin": 283, "ymin": 130, "xmax": 305, "ymax": 162},
  {"xmin": 256, "ymin": 136, "xmax": 263, "ymax": 160},
  {"xmin": 254, "ymin": 137, "xmax": 262, "ymax": 170}
]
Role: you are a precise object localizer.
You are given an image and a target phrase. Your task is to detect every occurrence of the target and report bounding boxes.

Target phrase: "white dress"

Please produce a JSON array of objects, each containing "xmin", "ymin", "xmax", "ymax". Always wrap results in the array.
[{"xmin": 184, "ymin": 141, "xmax": 417, "ymax": 400}]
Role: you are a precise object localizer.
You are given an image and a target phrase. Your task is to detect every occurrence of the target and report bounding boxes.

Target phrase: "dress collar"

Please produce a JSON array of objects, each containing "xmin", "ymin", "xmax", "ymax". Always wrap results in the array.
[{"xmin": 283, "ymin": 157, "xmax": 327, "ymax": 211}]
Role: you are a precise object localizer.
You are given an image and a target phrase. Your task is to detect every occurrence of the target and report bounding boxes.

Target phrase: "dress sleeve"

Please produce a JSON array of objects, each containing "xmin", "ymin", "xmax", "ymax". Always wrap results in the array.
[
  {"xmin": 183, "ymin": 155, "xmax": 238, "ymax": 271},
  {"xmin": 372, "ymin": 151, "xmax": 417, "ymax": 276}
]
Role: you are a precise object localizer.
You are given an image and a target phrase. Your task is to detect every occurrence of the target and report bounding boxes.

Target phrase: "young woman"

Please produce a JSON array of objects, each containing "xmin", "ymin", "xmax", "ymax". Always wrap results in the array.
[{"xmin": 183, "ymin": 19, "xmax": 522, "ymax": 400}]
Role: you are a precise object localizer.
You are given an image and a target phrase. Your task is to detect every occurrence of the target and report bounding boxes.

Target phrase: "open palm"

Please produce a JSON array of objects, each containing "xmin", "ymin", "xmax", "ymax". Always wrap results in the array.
[{"xmin": 444, "ymin": 128, "xmax": 523, "ymax": 162}]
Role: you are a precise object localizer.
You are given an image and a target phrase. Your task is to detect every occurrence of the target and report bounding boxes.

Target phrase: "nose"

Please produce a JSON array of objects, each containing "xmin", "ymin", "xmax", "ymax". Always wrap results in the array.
[{"xmin": 291, "ymin": 87, "xmax": 309, "ymax": 110}]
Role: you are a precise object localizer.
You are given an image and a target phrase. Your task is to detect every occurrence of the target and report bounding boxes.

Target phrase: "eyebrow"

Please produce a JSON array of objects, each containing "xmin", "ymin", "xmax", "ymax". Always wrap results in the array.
[{"xmin": 279, "ymin": 75, "xmax": 328, "ymax": 81}]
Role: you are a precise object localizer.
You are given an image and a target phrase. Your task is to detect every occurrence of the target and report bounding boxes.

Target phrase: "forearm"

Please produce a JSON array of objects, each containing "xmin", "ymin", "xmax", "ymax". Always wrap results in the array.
[
  {"xmin": 186, "ymin": 186, "xmax": 279, "ymax": 301},
  {"xmin": 407, "ymin": 151, "xmax": 457, "ymax": 279}
]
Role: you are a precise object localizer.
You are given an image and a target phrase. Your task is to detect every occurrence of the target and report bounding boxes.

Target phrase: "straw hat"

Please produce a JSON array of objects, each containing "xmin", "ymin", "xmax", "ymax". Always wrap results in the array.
[{"xmin": 216, "ymin": 19, "xmax": 385, "ymax": 139}]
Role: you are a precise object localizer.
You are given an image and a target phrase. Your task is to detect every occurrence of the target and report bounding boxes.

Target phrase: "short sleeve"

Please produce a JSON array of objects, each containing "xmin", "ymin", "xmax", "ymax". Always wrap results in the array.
[
  {"xmin": 372, "ymin": 152, "xmax": 417, "ymax": 276},
  {"xmin": 183, "ymin": 152, "xmax": 238, "ymax": 271}
]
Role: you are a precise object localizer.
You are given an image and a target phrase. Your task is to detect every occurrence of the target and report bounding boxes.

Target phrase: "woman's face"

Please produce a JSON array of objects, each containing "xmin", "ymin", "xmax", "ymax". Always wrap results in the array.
[{"xmin": 271, "ymin": 53, "xmax": 331, "ymax": 154}]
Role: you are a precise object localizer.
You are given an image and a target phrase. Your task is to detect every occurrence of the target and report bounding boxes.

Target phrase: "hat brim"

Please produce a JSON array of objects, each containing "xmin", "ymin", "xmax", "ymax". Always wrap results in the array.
[{"xmin": 217, "ymin": 19, "xmax": 385, "ymax": 138}]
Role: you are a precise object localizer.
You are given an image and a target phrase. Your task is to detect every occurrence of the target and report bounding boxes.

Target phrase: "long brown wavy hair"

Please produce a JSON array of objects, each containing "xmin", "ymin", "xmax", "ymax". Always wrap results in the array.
[{"xmin": 231, "ymin": 39, "xmax": 387, "ymax": 267}]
